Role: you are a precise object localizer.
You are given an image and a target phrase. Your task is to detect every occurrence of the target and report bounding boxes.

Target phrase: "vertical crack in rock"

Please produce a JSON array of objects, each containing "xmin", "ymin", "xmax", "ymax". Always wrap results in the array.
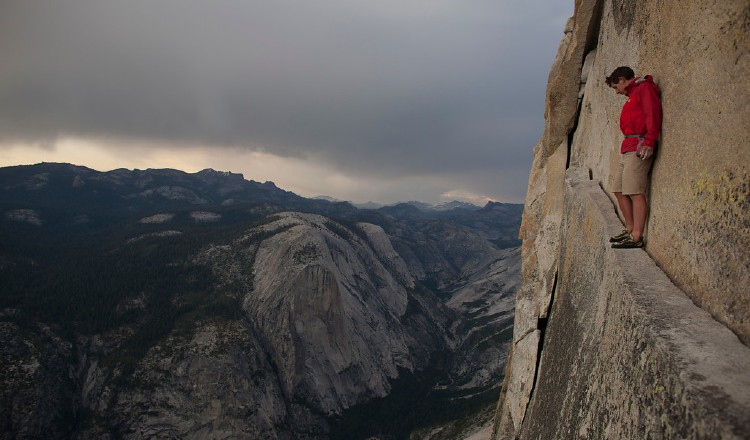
[
  {"xmin": 524, "ymin": 270, "xmax": 558, "ymax": 421},
  {"xmin": 566, "ymin": 101, "xmax": 581, "ymax": 170},
  {"xmin": 586, "ymin": 1, "xmax": 605, "ymax": 53},
  {"xmin": 536, "ymin": 271, "xmax": 557, "ymax": 355}
]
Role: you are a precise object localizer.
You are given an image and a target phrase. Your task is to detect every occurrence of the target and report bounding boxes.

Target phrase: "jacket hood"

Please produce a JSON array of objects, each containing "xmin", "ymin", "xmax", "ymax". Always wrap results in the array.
[
  {"xmin": 635, "ymin": 75, "xmax": 655, "ymax": 84},
  {"xmin": 626, "ymin": 75, "xmax": 654, "ymax": 95}
]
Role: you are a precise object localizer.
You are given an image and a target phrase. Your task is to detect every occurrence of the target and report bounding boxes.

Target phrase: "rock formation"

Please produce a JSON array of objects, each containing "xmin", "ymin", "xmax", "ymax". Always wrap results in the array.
[
  {"xmin": 493, "ymin": 0, "xmax": 750, "ymax": 438},
  {"xmin": 0, "ymin": 164, "xmax": 522, "ymax": 438}
]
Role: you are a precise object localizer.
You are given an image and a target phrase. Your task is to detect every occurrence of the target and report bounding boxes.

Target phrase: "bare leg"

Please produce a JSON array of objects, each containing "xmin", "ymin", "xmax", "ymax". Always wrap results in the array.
[
  {"xmin": 614, "ymin": 192, "xmax": 633, "ymax": 234},
  {"xmin": 631, "ymin": 194, "xmax": 648, "ymax": 241}
]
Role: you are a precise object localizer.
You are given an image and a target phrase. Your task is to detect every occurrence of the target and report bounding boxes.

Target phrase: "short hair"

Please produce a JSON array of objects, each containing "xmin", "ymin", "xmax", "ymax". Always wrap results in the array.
[{"xmin": 605, "ymin": 66, "xmax": 635, "ymax": 85}]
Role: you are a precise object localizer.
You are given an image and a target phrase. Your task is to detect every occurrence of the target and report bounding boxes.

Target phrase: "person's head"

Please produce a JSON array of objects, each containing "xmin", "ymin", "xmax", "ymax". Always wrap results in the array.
[{"xmin": 605, "ymin": 66, "xmax": 635, "ymax": 95}]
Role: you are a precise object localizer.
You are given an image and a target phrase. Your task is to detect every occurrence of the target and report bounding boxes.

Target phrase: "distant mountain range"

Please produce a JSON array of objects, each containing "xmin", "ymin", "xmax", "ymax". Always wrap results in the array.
[
  {"xmin": 314, "ymin": 197, "xmax": 487, "ymax": 212},
  {"xmin": 0, "ymin": 163, "xmax": 523, "ymax": 439}
]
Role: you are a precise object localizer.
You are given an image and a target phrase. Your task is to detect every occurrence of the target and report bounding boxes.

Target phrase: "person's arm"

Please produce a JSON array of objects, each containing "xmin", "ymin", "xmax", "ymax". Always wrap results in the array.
[{"xmin": 640, "ymin": 83, "xmax": 662, "ymax": 149}]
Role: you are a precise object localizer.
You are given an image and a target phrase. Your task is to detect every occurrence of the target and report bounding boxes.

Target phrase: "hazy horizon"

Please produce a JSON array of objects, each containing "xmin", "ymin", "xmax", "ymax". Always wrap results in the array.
[{"xmin": 0, "ymin": 0, "xmax": 573, "ymax": 205}]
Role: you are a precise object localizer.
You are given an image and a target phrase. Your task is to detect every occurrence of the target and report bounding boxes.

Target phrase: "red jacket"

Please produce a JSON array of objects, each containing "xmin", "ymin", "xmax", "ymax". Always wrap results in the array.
[{"xmin": 620, "ymin": 75, "xmax": 662, "ymax": 153}]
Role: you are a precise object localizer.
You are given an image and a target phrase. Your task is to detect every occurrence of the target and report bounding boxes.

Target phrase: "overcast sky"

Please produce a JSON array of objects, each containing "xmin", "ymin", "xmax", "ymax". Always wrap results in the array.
[{"xmin": 0, "ymin": 0, "xmax": 572, "ymax": 205}]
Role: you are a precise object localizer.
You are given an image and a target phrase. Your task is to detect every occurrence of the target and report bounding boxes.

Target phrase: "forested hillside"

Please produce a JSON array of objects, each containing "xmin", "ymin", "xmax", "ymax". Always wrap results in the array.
[{"xmin": 1, "ymin": 163, "xmax": 522, "ymax": 439}]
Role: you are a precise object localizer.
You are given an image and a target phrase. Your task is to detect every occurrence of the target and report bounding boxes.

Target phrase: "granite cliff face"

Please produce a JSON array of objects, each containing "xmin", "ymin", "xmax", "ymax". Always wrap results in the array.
[{"xmin": 493, "ymin": 0, "xmax": 750, "ymax": 438}]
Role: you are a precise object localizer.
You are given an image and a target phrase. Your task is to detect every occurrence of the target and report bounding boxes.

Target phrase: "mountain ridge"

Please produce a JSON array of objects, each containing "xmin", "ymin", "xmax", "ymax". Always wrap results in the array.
[{"xmin": 0, "ymin": 162, "xmax": 522, "ymax": 439}]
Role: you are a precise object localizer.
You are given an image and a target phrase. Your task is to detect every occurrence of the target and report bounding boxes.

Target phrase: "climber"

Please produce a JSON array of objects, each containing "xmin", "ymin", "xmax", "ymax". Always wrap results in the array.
[{"xmin": 605, "ymin": 66, "xmax": 662, "ymax": 249}]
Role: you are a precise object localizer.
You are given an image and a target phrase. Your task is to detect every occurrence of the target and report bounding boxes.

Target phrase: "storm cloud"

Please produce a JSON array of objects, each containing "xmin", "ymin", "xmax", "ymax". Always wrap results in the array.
[{"xmin": 0, "ymin": 0, "xmax": 572, "ymax": 203}]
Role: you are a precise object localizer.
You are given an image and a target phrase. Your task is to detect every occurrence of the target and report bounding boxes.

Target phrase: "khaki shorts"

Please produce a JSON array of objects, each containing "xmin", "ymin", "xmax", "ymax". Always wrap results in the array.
[{"xmin": 611, "ymin": 151, "xmax": 653, "ymax": 195}]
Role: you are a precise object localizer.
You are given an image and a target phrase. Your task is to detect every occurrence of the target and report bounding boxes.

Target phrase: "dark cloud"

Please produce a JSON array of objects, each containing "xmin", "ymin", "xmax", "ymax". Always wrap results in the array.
[{"xmin": 0, "ymin": 0, "xmax": 572, "ymax": 201}]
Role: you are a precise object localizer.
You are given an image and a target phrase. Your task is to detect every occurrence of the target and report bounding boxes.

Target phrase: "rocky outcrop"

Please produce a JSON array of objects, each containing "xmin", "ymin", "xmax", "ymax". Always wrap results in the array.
[
  {"xmin": 1, "ymin": 169, "xmax": 524, "ymax": 439},
  {"xmin": 1, "ymin": 163, "xmax": 524, "ymax": 439},
  {"xmin": 76, "ymin": 212, "xmax": 517, "ymax": 438},
  {"xmin": 493, "ymin": 0, "xmax": 750, "ymax": 438},
  {"xmin": 246, "ymin": 212, "xmax": 433, "ymax": 416},
  {"xmin": 0, "ymin": 312, "xmax": 79, "ymax": 439},
  {"xmin": 87, "ymin": 322, "xmax": 292, "ymax": 439}
]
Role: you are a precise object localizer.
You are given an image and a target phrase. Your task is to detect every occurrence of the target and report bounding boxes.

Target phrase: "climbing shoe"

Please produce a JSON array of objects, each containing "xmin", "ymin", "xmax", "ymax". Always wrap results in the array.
[
  {"xmin": 611, "ymin": 235, "xmax": 644, "ymax": 249},
  {"xmin": 609, "ymin": 230, "xmax": 630, "ymax": 242}
]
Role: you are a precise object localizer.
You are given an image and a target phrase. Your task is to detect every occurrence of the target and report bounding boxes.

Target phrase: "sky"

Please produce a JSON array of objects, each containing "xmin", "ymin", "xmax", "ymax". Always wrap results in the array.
[{"xmin": 0, "ymin": 0, "xmax": 573, "ymax": 205}]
